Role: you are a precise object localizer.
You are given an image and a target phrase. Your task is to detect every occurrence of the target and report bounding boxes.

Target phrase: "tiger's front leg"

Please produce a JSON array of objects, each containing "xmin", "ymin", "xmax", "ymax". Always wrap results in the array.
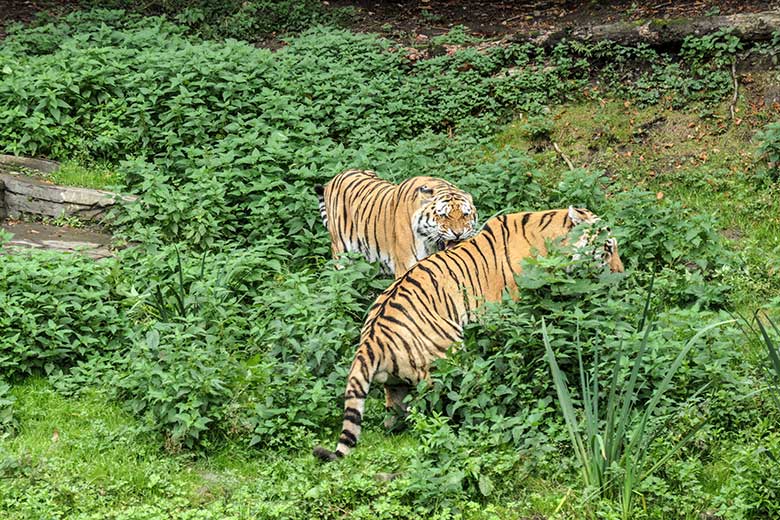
[{"xmin": 383, "ymin": 383, "xmax": 411, "ymax": 433}]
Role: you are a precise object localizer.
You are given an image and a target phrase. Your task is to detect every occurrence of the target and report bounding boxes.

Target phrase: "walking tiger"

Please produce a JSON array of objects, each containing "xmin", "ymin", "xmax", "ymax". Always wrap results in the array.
[{"xmin": 313, "ymin": 206, "xmax": 624, "ymax": 461}]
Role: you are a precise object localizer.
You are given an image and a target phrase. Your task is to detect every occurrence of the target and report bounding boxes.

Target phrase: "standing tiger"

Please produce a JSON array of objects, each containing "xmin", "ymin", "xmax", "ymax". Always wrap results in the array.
[
  {"xmin": 313, "ymin": 206, "xmax": 624, "ymax": 461},
  {"xmin": 315, "ymin": 169, "xmax": 478, "ymax": 278}
]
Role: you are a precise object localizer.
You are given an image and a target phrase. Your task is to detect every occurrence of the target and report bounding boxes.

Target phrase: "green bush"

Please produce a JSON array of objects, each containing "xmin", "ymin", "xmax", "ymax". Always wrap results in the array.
[
  {"xmin": 118, "ymin": 319, "xmax": 240, "ymax": 450},
  {"xmin": 407, "ymin": 246, "xmax": 749, "ymax": 514},
  {"xmin": 84, "ymin": 245, "xmax": 384, "ymax": 448},
  {"xmin": 79, "ymin": 0, "xmax": 341, "ymax": 41},
  {"xmin": 0, "ymin": 251, "xmax": 128, "ymax": 377},
  {"xmin": 713, "ymin": 430, "xmax": 780, "ymax": 519}
]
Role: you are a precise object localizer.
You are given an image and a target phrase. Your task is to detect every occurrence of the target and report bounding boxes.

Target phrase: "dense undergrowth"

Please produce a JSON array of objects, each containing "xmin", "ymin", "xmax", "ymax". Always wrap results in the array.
[{"xmin": 1, "ymin": 7, "xmax": 779, "ymax": 519}]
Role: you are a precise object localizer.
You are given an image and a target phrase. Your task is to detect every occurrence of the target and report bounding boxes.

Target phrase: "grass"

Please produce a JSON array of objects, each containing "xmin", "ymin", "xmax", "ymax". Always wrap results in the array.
[
  {"xmin": 0, "ymin": 379, "xmax": 605, "ymax": 519},
  {"xmin": 47, "ymin": 160, "xmax": 123, "ymax": 190},
  {"xmin": 0, "ymin": 379, "xmax": 442, "ymax": 519}
]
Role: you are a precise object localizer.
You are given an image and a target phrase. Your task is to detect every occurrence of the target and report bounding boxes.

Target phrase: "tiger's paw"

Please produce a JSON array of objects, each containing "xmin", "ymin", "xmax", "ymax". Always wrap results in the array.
[{"xmin": 313, "ymin": 445, "xmax": 340, "ymax": 462}]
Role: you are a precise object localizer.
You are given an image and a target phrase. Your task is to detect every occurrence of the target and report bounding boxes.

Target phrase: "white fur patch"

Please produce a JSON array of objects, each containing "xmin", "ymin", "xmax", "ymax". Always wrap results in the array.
[{"xmin": 435, "ymin": 199, "xmax": 450, "ymax": 216}]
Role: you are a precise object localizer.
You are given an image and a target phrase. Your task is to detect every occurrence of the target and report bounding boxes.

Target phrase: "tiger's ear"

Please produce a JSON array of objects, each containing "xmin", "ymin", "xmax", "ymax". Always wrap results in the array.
[
  {"xmin": 568, "ymin": 205, "xmax": 584, "ymax": 225},
  {"xmin": 417, "ymin": 185, "xmax": 434, "ymax": 196}
]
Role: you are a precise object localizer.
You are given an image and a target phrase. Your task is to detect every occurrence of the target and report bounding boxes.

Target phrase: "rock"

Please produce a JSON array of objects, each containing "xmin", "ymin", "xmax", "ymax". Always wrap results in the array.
[
  {"xmin": 0, "ymin": 154, "xmax": 60, "ymax": 174},
  {"xmin": 0, "ymin": 173, "xmax": 136, "ymax": 221}
]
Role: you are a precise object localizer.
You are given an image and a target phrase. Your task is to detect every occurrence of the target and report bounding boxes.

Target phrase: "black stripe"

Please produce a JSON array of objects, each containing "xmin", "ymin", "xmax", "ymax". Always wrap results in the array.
[
  {"xmin": 347, "ymin": 377, "xmax": 367, "ymax": 398},
  {"xmin": 458, "ymin": 246, "xmax": 484, "ymax": 296},
  {"xmin": 539, "ymin": 211, "xmax": 556, "ymax": 231},
  {"xmin": 377, "ymin": 321, "xmax": 418, "ymax": 371},
  {"xmin": 344, "ymin": 410, "xmax": 362, "ymax": 426},
  {"xmin": 403, "ymin": 275, "xmax": 436, "ymax": 306},
  {"xmin": 520, "ymin": 213, "xmax": 530, "ymax": 241},
  {"xmin": 417, "ymin": 264, "xmax": 440, "ymax": 291},
  {"xmin": 340, "ymin": 430, "xmax": 357, "ymax": 447},
  {"xmin": 499, "ymin": 218, "xmax": 514, "ymax": 275},
  {"xmin": 392, "ymin": 295, "xmax": 457, "ymax": 343}
]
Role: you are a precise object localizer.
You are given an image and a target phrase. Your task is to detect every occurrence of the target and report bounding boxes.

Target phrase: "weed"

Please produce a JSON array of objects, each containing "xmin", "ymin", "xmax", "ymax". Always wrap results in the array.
[
  {"xmin": 543, "ymin": 286, "xmax": 733, "ymax": 518},
  {"xmin": 756, "ymin": 121, "xmax": 780, "ymax": 181}
]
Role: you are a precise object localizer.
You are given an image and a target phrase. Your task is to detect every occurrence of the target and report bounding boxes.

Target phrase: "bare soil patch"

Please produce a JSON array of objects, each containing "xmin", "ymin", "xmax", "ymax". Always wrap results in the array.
[
  {"xmin": 2, "ymin": 1, "xmax": 778, "ymax": 43},
  {"xmin": 327, "ymin": 0, "xmax": 779, "ymax": 41}
]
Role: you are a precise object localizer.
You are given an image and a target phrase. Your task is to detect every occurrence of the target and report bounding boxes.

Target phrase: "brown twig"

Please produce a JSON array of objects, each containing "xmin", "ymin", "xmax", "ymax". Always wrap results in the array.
[
  {"xmin": 552, "ymin": 142, "xmax": 575, "ymax": 171},
  {"xmin": 729, "ymin": 60, "xmax": 739, "ymax": 121}
]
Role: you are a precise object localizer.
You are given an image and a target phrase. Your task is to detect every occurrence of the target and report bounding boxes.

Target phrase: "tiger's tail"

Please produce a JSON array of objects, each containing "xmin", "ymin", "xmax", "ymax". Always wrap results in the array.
[
  {"xmin": 313, "ymin": 348, "xmax": 375, "ymax": 461},
  {"xmin": 314, "ymin": 184, "xmax": 328, "ymax": 227}
]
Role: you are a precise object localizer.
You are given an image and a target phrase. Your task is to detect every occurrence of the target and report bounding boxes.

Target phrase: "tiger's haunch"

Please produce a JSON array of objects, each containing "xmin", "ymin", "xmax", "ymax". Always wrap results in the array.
[{"xmin": 313, "ymin": 207, "xmax": 624, "ymax": 461}]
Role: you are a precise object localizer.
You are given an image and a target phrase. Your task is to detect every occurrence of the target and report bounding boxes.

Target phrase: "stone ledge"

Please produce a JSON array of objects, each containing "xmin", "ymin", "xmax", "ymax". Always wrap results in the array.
[
  {"xmin": 0, "ymin": 155, "xmax": 136, "ymax": 222},
  {"xmin": 0, "ymin": 154, "xmax": 60, "ymax": 174},
  {"xmin": 0, "ymin": 173, "xmax": 136, "ymax": 220}
]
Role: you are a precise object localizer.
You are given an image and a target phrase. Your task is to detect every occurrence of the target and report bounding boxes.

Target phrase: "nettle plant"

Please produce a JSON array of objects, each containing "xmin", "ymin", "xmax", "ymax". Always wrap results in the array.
[
  {"xmin": 107, "ymin": 244, "xmax": 386, "ymax": 449},
  {"xmin": 0, "ymin": 250, "xmax": 128, "ymax": 378},
  {"xmin": 756, "ymin": 121, "xmax": 780, "ymax": 181}
]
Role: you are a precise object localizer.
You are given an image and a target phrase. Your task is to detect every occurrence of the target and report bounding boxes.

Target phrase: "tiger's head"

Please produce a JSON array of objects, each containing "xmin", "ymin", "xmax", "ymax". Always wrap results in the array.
[
  {"xmin": 408, "ymin": 177, "xmax": 478, "ymax": 253},
  {"xmin": 568, "ymin": 206, "xmax": 624, "ymax": 273}
]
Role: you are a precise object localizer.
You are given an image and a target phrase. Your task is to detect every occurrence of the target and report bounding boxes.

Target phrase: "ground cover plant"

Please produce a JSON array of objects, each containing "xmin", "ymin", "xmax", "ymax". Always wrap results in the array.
[{"xmin": 0, "ymin": 7, "xmax": 779, "ymax": 519}]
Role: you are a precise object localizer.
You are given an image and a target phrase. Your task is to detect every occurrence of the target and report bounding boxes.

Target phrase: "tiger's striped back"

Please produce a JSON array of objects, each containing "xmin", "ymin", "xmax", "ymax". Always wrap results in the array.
[
  {"xmin": 315, "ymin": 169, "xmax": 477, "ymax": 278},
  {"xmin": 313, "ymin": 207, "xmax": 624, "ymax": 461}
]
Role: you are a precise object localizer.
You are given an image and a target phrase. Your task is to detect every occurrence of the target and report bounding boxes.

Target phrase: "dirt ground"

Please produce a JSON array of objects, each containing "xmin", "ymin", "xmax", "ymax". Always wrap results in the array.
[
  {"xmin": 328, "ymin": 0, "xmax": 779, "ymax": 40},
  {"xmin": 0, "ymin": 0, "xmax": 79, "ymax": 39},
  {"xmin": 2, "ymin": 1, "xmax": 779, "ymax": 42}
]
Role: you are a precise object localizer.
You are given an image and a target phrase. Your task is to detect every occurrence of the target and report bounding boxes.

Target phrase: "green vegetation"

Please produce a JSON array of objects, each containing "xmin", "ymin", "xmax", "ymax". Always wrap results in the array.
[
  {"xmin": 1, "ymin": 8, "xmax": 779, "ymax": 519},
  {"xmin": 47, "ymin": 159, "xmax": 122, "ymax": 189}
]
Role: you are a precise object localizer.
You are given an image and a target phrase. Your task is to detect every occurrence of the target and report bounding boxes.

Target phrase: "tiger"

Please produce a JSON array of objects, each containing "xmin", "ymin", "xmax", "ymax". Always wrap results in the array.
[
  {"xmin": 313, "ymin": 206, "xmax": 624, "ymax": 461},
  {"xmin": 315, "ymin": 169, "xmax": 478, "ymax": 278}
]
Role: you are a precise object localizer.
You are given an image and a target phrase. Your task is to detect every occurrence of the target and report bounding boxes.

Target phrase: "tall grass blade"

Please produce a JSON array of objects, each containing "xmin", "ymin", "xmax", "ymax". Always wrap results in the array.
[
  {"xmin": 755, "ymin": 311, "xmax": 780, "ymax": 410},
  {"xmin": 543, "ymin": 318, "xmax": 592, "ymax": 486},
  {"xmin": 545, "ymin": 273, "xmax": 733, "ymax": 519}
]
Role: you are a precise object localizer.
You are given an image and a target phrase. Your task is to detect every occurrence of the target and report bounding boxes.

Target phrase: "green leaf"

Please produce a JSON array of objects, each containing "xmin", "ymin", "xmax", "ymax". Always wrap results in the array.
[
  {"xmin": 146, "ymin": 329, "xmax": 160, "ymax": 349},
  {"xmin": 478, "ymin": 473, "xmax": 494, "ymax": 496}
]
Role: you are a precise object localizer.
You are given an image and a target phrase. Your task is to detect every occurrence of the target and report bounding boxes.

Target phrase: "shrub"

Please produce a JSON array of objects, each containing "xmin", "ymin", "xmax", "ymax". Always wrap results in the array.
[
  {"xmin": 544, "ymin": 302, "xmax": 733, "ymax": 519},
  {"xmin": 79, "ymin": 0, "xmax": 341, "ymax": 42},
  {"xmin": 118, "ymin": 320, "xmax": 240, "ymax": 450},
  {"xmin": 409, "ymin": 242, "xmax": 749, "ymax": 507},
  {"xmin": 0, "ymin": 251, "xmax": 128, "ymax": 377}
]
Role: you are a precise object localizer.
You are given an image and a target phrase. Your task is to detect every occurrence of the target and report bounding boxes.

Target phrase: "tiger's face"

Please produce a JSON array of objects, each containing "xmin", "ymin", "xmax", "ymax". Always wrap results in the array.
[
  {"xmin": 413, "ymin": 187, "xmax": 478, "ymax": 253},
  {"xmin": 569, "ymin": 206, "xmax": 624, "ymax": 273}
]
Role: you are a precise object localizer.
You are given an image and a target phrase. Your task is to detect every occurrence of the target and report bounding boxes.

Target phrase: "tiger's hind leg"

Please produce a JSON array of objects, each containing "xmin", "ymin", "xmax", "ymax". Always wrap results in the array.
[{"xmin": 383, "ymin": 384, "xmax": 411, "ymax": 433}]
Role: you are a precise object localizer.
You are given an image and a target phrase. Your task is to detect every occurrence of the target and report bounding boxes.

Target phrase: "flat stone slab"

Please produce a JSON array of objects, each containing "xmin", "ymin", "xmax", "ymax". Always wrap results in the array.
[
  {"xmin": 1, "ymin": 221, "xmax": 114, "ymax": 260},
  {"xmin": 0, "ymin": 154, "xmax": 60, "ymax": 174},
  {"xmin": 0, "ymin": 172, "xmax": 136, "ymax": 220}
]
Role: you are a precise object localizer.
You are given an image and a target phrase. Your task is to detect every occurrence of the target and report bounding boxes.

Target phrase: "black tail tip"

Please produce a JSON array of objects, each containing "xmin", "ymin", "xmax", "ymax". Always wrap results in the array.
[
  {"xmin": 314, "ymin": 184, "xmax": 324, "ymax": 197},
  {"xmin": 313, "ymin": 445, "xmax": 340, "ymax": 462}
]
